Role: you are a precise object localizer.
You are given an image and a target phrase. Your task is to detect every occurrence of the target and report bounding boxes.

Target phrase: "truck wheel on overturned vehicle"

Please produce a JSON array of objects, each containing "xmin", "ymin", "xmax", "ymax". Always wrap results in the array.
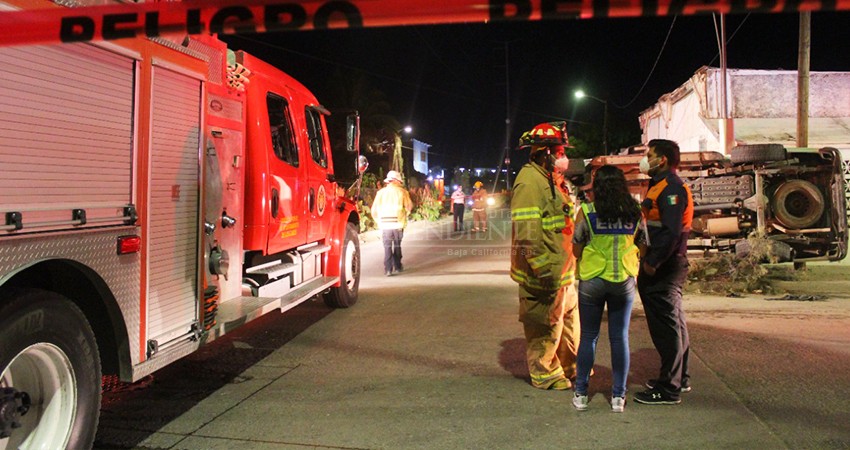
[
  {"xmin": 772, "ymin": 179, "xmax": 825, "ymax": 229},
  {"xmin": 730, "ymin": 144, "xmax": 787, "ymax": 164},
  {"xmin": 0, "ymin": 288, "xmax": 101, "ymax": 449},
  {"xmin": 324, "ymin": 223, "xmax": 360, "ymax": 308}
]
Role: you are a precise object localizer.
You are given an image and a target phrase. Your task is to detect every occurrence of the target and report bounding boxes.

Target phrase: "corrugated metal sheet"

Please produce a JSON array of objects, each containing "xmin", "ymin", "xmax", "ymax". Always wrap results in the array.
[
  {"xmin": 146, "ymin": 67, "xmax": 201, "ymax": 345},
  {"xmin": 0, "ymin": 43, "xmax": 133, "ymax": 218}
]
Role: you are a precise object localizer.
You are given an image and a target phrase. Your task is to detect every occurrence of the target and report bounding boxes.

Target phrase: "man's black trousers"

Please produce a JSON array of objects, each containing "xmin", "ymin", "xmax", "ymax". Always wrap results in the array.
[
  {"xmin": 452, "ymin": 203, "xmax": 464, "ymax": 231},
  {"xmin": 637, "ymin": 254, "xmax": 690, "ymax": 396},
  {"xmin": 382, "ymin": 229, "xmax": 404, "ymax": 273}
]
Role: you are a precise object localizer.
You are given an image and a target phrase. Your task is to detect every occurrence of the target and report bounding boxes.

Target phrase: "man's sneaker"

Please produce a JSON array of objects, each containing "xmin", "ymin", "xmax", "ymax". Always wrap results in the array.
[
  {"xmin": 611, "ymin": 396, "xmax": 626, "ymax": 413},
  {"xmin": 572, "ymin": 393, "xmax": 588, "ymax": 411},
  {"xmin": 633, "ymin": 388, "xmax": 681, "ymax": 405},
  {"xmin": 385, "ymin": 271, "xmax": 392, "ymax": 277},
  {"xmin": 645, "ymin": 378, "xmax": 692, "ymax": 393}
]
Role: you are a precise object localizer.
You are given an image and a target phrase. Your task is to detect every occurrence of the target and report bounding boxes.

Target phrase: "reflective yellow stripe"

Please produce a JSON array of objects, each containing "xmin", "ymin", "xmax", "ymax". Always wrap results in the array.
[
  {"xmin": 511, "ymin": 268, "xmax": 529, "ymax": 283},
  {"xmin": 542, "ymin": 215, "xmax": 566, "ymax": 230},
  {"xmin": 528, "ymin": 253, "xmax": 549, "ymax": 270},
  {"xmin": 512, "ymin": 207, "xmax": 541, "ymax": 220},
  {"xmin": 512, "ymin": 268, "xmax": 572, "ymax": 289},
  {"xmin": 531, "ymin": 366, "xmax": 565, "ymax": 385}
]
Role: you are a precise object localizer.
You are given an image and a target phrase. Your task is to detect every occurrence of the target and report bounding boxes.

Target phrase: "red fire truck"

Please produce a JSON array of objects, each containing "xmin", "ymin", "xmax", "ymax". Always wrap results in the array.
[{"xmin": 0, "ymin": 4, "xmax": 362, "ymax": 447}]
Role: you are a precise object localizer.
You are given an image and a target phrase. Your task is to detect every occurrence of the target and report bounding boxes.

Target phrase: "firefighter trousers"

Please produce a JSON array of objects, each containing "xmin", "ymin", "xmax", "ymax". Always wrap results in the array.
[
  {"xmin": 638, "ymin": 254, "xmax": 691, "ymax": 396},
  {"xmin": 518, "ymin": 283, "xmax": 580, "ymax": 389},
  {"xmin": 472, "ymin": 209, "xmax": 487, "ymax": 230}
]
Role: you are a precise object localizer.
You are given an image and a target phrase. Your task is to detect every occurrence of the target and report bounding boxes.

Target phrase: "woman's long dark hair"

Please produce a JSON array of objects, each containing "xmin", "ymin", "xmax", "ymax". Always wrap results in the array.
[{"xmin": 592, "ymin": 165, "xmax": 641, "ymax": 224}]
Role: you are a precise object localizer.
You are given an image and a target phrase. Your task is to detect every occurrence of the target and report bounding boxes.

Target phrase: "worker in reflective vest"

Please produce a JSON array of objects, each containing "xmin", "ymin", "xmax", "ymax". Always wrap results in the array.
[
  {"xmin": 511, "ymin": 121, "xmax": 579, "ymax": 390},
  {"xmin": 633, "ymin": 139, "xmax": 695, "ymax": 406},
  {"xmin": 571, "ymin": 164, "xmax": 644, "ymax": 412},
  {"xmin": 371, "ymin": 170, "xmax": 413, "ymax": 276}
]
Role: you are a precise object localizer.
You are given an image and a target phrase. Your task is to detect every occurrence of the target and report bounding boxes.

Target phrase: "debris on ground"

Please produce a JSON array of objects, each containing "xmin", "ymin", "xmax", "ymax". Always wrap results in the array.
[
  {"xmin": 765, "ymin": 294, "xmax": 828, "ymax": 301},
  {"xmin": 686, "ymin": 236, "xmax": 802, "ymax": 295}
]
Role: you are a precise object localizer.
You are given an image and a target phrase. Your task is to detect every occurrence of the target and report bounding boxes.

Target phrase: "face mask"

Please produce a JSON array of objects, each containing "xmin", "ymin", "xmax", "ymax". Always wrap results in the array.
[
  {"xmin": 639, "ymin": 156, "xmax": 660, "ymax": 175},
  {"xmin": 554, "ymin": 156, "xmax": 570, "ymax": 173}
]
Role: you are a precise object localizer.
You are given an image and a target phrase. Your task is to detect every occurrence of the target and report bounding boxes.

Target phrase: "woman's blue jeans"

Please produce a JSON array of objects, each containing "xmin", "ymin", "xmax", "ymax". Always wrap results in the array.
[{"xmin": 575, "ymin": 277, "xmax": 635, "ymax": 398}]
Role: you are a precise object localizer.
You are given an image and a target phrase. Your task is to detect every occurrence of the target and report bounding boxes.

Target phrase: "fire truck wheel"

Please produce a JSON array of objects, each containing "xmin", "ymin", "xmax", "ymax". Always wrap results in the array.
[
  {"xmin": 730, "ymin": 144, "xmax": 787, "ymax": 164},
  {"xmin": 324, "ymin": 223, "xmax": 360, "ymax": 308},
  {"xmin": 772, "ymin": 179, "xmax": 825, "ymax": 229},
  {"xmin": 0, "ymin": 288, "xmax": 101, "ymax": 449}
]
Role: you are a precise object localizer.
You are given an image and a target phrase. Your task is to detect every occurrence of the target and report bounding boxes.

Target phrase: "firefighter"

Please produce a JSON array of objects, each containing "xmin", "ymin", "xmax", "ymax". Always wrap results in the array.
[
  {"xmin": 371, "ymin": 170, "xmax": 413, "ymax": 276},
  {"xmin": 511, "ymin": 122, "xmax": 580, "ymax": 390},
  {"xmin": 471, "ymin": 181, "xmax": 488, "ymax": 232},
  {"xmin": 633, "ymin": 139, "xmax": 694, "ymax": 405}
]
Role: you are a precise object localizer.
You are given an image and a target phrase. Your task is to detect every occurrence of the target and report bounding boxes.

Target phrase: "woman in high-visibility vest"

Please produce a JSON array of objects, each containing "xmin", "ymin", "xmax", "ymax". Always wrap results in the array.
[{"xmin": 570, "ymin": 165, "xmax": 646, "ymax": 413}]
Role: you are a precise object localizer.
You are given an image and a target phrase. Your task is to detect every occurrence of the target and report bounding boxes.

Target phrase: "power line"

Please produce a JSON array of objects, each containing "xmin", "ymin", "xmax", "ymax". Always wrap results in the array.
[
  {"xmin": 614, "ymin": 15, "xmax": 678, "ymax": 110},
  {"xmin": 709, "ymin": 13, "xmax": 751, "ymax": 67}
]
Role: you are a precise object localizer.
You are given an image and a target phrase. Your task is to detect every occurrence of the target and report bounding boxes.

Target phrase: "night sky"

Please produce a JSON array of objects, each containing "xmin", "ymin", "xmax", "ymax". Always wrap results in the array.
[{"xmin": 222, "ymin": 11, "xmax": 850, "ymax": 170}]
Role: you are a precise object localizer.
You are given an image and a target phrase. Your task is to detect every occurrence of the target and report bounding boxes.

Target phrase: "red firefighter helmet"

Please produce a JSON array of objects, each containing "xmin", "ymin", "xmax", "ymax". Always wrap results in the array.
[{"xmin": 518, "ymin": 121, "xmax": 570, "ymax": 151}]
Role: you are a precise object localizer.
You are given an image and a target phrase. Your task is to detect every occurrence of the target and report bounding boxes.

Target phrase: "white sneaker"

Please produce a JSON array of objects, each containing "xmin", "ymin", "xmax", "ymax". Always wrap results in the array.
[
  {"xmin": 572, "ymin": 393, "xmax": 588, "ymax": 411},
  {"xmin": 611, "ymin": 396, "xmax": 626, "ymax": 413}
]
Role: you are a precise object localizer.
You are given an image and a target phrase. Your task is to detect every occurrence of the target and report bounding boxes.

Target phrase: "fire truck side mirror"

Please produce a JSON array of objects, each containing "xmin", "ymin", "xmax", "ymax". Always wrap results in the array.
[
  {"xmin": 357, "ymin": 155, "xmax": 369, "ymax": 174},
  {"xmin": 346, "ymin": 113, "xmax": 360, "ymax": 153}
]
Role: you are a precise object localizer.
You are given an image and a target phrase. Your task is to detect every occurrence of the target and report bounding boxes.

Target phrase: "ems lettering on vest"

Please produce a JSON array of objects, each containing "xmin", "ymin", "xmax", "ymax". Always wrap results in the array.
[{"xmin": 588, "ymin": 213, "xmax": 637, "ymax": 235}]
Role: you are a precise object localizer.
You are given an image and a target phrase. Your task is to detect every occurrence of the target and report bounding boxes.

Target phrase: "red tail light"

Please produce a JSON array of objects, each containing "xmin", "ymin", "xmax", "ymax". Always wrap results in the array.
[{"xmin": 117, "ymin": 235, "xmax": 141, "ymax": 255}]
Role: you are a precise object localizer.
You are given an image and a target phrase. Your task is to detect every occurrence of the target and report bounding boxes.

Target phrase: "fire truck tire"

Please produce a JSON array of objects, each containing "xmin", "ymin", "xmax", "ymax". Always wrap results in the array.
[
  {"xmin": 324, "ymin": 223, "xmax": 360, "ymax": 308},
  {"xmin": 0, "ymin": 288, "xmax": 101, "ymax": 449},
  {"xmin": 730, "ymin": 144, "xmax": 787, "ymax": 164},
  {"xmin": 771, "ymin": 179, "xmax": 825, "ymax": 229}
]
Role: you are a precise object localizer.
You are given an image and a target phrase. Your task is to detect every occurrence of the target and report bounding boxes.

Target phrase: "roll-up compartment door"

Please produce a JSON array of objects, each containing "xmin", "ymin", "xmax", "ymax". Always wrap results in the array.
[
  {"xmin": 0, "ymin": 43, "xmax": 134, "ymax": 232},
  {"xmin": 146, "ymin": 66, "xmax": 201, "ymax": 346}
]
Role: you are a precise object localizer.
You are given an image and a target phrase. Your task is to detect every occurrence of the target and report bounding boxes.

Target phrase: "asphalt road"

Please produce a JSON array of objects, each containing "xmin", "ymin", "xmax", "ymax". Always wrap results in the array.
[{"xmin": 95, "ymin": 208, "xmax": 850, "ymax": 449}]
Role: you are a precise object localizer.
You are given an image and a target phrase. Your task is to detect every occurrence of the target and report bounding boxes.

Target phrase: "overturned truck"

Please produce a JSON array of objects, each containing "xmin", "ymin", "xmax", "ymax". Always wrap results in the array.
[
  {"xmin": 573, "ymin": 144, "xmax": 847, "ymax": 262},
  {"xmin": 572, "ymin": 67, "xmax": 849, "ymax": 263}
]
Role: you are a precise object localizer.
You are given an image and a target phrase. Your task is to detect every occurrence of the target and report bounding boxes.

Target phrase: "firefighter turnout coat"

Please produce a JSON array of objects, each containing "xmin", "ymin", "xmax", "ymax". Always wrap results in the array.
[
  {"xmin": 510, "ymin": 161, "xmax": 571, "ymax": 292},
  {"xmin": 371, "ymin": 183, "xmax": 413, "ymax": 230}
]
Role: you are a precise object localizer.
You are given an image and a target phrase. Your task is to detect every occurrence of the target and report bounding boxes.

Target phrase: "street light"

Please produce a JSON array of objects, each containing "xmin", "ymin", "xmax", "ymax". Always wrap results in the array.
[{"xmin": 575, "ymin": 90, "xmax": 609, "ymax": 155}]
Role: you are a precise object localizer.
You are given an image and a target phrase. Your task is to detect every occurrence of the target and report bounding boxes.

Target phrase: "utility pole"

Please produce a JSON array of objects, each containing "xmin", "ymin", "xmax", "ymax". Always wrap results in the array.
[
  {"xmin": 797, "ymin": 12, "xmax": 810, "ymax": 149},
  {"xmin": 601, "ymin": 99, "xmax": 609, "ymax": 154},
  {"xmin": 718, "ymin": 13, "xmax": 735, "ymax": 155},
  {"xmin": 492, "ymin": 42, "xmax": 513, "ymax": 193},
  {"xmin": 503, "ymin": 42, "xmax": 512, "ymax": 191},
  {"xmin": 795, "ymin": 12, "xmax": 811, "ymax": 272}
]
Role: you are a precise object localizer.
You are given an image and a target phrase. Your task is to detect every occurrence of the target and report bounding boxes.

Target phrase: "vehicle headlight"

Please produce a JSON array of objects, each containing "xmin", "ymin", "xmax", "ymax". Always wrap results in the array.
[{"xmin": 486, "ymin": 197, "xmax": 496, "ymax": 206}]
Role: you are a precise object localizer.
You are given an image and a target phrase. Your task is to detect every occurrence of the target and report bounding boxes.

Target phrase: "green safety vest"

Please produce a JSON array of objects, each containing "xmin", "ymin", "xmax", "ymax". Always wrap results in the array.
[{"xmin": 578, "ymin": 202, "xmax": 640, "ymax": 282}]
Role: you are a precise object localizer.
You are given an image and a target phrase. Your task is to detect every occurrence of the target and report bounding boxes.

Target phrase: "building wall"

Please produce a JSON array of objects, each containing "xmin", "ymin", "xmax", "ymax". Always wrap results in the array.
[{"xmin": 640, "ymin": 67, "xmax": 850, "ymax": 152}]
